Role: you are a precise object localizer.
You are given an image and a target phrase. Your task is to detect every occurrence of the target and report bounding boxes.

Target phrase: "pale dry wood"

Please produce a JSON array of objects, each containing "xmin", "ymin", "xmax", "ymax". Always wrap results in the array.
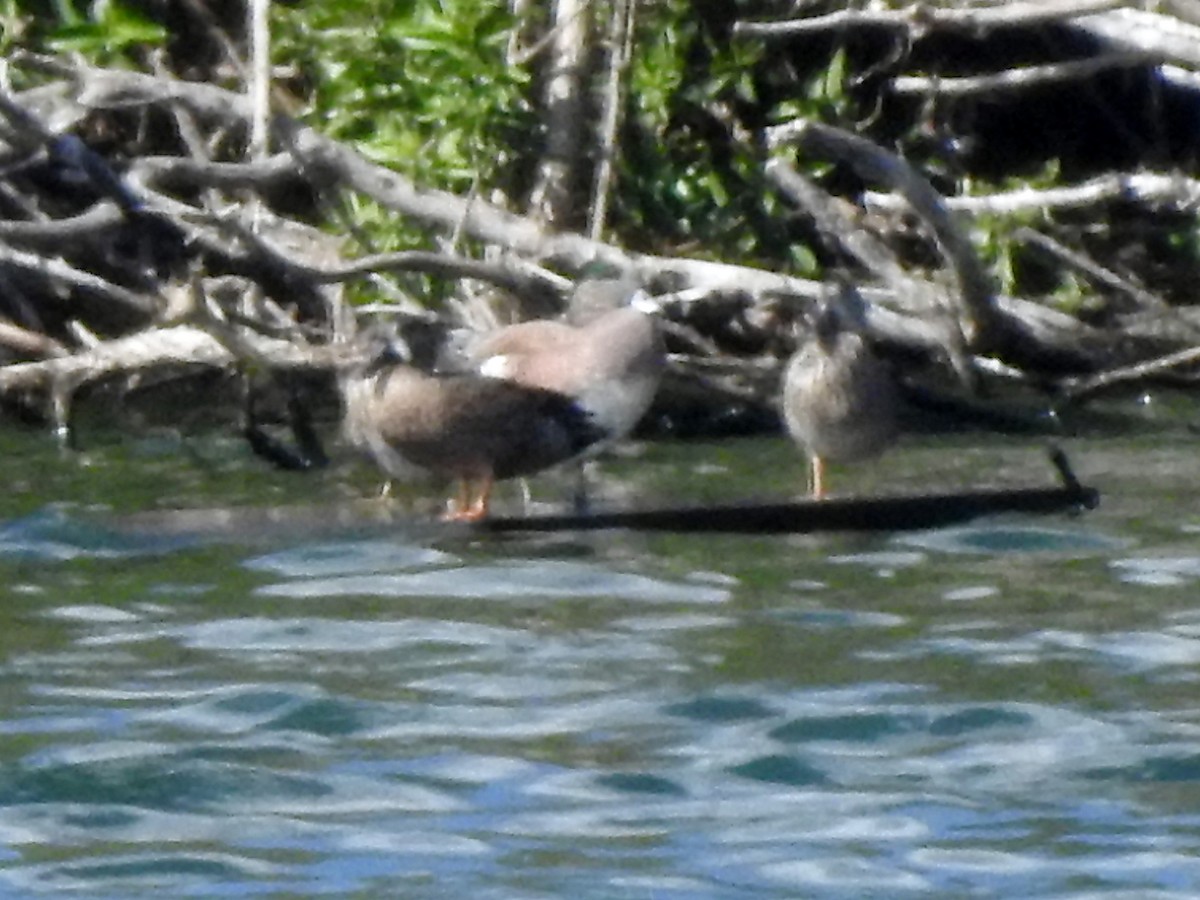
[
  {"xmin": 0, "ymin": 242, "xmax": 158, "ymax": 316},
  {"xmin": 766, "ymin": 158, "xmax": 907, "ymax": 286},
  {"xmin": 863, "ymin": 173, "xmax": 1200, "ymax": 217},
  {"xmin": 765, "ymin": 156, "xmax": 975, "ymax": 382},
  {"xmin": 1015, "ymin": 227, "xmax": 1169, "ymax": 314},
  {"xmin": 588, "ymin": 0, "xmax": 635, "ymax": 241},
  {"xmin": 1073, "ymin": 7, "xmax": 1200, "ymax": 70},
  {"xmin": 528, "ymin": 0, "xmax": 590, "ymax": 226},
  {"xmin": 1061, "ymin": 345, "xmax": 1200, "ymax": 402},
  {"xmin": 0, "ymin": 50, "xmax": 1194, "ymax": 420},
  {"xmin": 1162, "ymin": 0, "xmax": 1200, "ymax": 29},
  {"xmin": 0, "ymin": 322, "xmax": 350, "ymax": 396},
  {"xmin": 0, "ymin": 63, "xmax": 942, "ymax": 321},
  {"xmin": 0, "ymin": 319, "xmax": 67, "ymax": 358},
  {"xmin": 0, "ymin": 62, "xmax": 1087, "ymax": 374},
  {"xmin": 247, "ymin": 0, "xmax": 271, "ymax": 163},
  {"xmin": 890, "ymin": 53, "xmax": 1157, "ymax": 98},
  {"xmin": 735, "ymin": 0, "xmax": 1125, "ymax": 40}
]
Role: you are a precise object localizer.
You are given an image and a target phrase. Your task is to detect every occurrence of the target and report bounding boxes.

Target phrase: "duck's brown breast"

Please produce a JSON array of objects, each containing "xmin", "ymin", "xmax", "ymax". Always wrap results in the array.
[{"xmin": 782, "ymin": 332, "xmax": 898, "ymax": 462}]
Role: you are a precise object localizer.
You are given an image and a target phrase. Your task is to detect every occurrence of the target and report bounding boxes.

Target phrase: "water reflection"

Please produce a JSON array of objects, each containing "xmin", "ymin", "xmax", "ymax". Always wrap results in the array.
[
  {"xmin": 898, "ymin": 522, "xmax": 1128, "ymax": 556},
  {"xmin": 0, "ymin": 505, "xmax": 190, "ymax": 560},
  {"xmin": 252, "ymin": 555, "xmax": 729, "ymax": 604}
]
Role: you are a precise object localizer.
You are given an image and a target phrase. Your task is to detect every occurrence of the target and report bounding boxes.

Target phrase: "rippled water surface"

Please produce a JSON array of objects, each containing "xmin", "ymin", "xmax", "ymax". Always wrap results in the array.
[{"xmin": 2, "ymin": 424, "xmax": 1200, "ymax": 897}]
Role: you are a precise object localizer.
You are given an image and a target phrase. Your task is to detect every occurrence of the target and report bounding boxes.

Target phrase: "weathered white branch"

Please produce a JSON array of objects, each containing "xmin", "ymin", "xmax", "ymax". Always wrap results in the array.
[
  {"xmin": 863, "ymin": 172, "xmax": 1200, "ymax": 216},
  {"xmin": 1016, "ymin": 227, "xmax": 1169, "ymax": 313},
  {"xmin": 588, "ymin": 0, "xmax": 634, "ymax": 241},
  {"xmin": 0, "ymin": 241, "xmax": 158, "ymax": 316},
  {"xmin": 1073, "ymin": 7, "xmax": 1200, "ymax": 70},
  {"xmin": 0, "ymin": 323, "xmax": 348, "ymax": 396},
  {"xmin": 735, "ymin": 0, "xmax": 1125, "ymax": 40},
  {"xmin": 528, "ymin": 0, "xmax": 590, "ymax": 226},
  {"xmin": 0, "ymin": 52, "xmax": 1170, "ymax": 392},
  {"xmin": 1061, "ymin": 343, "xmax": 1200, "ymax": 402},
  {"xmin": 890, "ymin": 53, "xmax": 1156, "ymax": 98},
  {"xmin": 246, "ymin": 0, "xmax": 271, "ymax": 162},
  {"xmin": 765, "ymin": 156, "xmax": 975, "ymax": 382}
]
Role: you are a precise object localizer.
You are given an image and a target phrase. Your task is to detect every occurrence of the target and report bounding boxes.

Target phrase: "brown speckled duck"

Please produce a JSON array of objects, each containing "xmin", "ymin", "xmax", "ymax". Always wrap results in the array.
[
  {"xmin": 782, "ymin": 286, "xmax": 899, "ymax": 501},
  {"xmin": 343, "ymin": 327, "xmax": 605, "ymax": 521}
]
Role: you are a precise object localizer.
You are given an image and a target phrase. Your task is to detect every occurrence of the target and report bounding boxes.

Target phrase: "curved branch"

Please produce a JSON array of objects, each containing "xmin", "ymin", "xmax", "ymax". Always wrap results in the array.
[
  {"xmin": 0, "ymin": 323, "xmax": 348, "ymax": 396},
  {"xmin": 767, "ymin": 118, "xmax": 1001, "ymax": 349}
]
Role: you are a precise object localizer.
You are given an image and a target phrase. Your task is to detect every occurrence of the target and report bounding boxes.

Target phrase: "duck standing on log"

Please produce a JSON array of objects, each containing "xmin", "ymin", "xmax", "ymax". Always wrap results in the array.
[
  {"xmin": 342, "ymin": 324, "xmax": 606, "ymax": 522},
  {"xmin": 782, "ymin": 285, "xmax": 899, "ymax": 501},
  {"xmin": 459, "ymin": 269, "xmax": 665, "ymax": 460},
  {"xmin": 447, "ymin": 266, "xmax": 665, "ymax": 510}
]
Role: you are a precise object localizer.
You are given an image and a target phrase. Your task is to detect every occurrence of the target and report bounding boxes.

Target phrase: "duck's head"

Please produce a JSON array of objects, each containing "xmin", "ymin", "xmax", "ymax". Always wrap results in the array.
[
  {"xmin": 354, "ymin": 317, "xmax": 457, "ymax": 377},
  {"xmin": 568, "ymin": 260, "xmax": 659, "ymax": 325},
  {"xmin": 811, "ymin": 283, "xmax": 869, "ymax": 350},
  {"xmin": 348, "ymin": 320, "xmax": 412, "ymax": 380}
]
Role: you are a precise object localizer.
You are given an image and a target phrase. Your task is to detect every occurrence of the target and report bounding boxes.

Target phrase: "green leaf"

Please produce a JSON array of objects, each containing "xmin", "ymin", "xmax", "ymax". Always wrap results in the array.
[{"xmin": 48, "ymin": 1, "xmax": 165, "ymax": 55}]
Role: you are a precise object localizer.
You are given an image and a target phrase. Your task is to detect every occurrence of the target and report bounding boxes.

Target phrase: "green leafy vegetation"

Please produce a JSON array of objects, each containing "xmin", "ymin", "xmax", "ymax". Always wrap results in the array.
[
  {"xmin": 275, "ymin": 0, "xmax": 531, "ymax": 196},
  {"xmin": 4, "ymin": 0, "xmax": 166, "ymax": 61},
  {"xmin": 3, "ymin": 0, "xmax": 1197, "ymax": 318}
]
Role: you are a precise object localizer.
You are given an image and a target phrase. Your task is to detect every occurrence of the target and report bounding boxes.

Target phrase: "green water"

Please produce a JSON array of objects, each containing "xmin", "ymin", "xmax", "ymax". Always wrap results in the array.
[{"xmin": 0, "ymin": 413, "xmax": 1198, "ymax": 897}]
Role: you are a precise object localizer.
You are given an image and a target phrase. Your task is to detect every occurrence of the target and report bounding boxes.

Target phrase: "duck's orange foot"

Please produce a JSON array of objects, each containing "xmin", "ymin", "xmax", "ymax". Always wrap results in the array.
[
  {"xmin": 447, "ymin": 510, "xmax": 487, "ymax": 523},
  {"xmin": 809, "ymin": 456, "xmax": 828, "ymax": 502},
  {"xmin": 440, "ymin": 506, "xmax": 487, "ymax": 523},
  {"xmin": 439, "ymin": 477, "xmax": 492, "ymax": 523}
]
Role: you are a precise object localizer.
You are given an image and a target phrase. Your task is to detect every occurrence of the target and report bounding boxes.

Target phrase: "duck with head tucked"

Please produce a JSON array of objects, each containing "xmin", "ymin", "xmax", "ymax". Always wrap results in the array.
[
  {"xmin": 781, "ymin": 284, "xmax": 899, "ymax": 501},
  {"xmin": 342, "ymin": 323, "xmax": 607, "ymax": 521},
  {"xmin": 459, "ymin": 265, "xmax": 666, "ymax": 457}
]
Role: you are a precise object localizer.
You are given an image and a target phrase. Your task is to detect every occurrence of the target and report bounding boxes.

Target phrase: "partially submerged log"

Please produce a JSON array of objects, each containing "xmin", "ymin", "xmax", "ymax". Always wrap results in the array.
[{"xmin": 481, "ymin": 448, "xmax": 1098, "ymax": 535}]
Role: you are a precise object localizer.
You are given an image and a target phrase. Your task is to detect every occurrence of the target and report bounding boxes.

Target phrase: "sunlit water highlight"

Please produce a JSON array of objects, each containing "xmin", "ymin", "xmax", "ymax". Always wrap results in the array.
[{"xmin": 0, "ymin": 430, "xmax": 1199, "ymax": 897}]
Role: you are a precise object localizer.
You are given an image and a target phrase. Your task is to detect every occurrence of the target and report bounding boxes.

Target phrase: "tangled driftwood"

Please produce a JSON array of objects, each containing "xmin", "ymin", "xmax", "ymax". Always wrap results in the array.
[{"xmin": 2, "ymin": 5, "xmax": 1200, "ymax": 450}]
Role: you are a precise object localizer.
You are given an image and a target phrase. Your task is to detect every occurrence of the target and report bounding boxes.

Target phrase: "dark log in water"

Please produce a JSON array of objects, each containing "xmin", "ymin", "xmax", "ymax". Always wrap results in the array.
[{"xmin": 481, "ymin": 448, "xmax": 1098, "ymax": 535}]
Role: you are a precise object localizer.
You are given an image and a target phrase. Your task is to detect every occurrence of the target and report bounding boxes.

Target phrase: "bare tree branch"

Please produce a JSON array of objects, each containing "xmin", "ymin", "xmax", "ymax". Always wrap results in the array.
[
  {"xmin": 765, "ymin": 156, "xmax": 976, "ymax": 383},
  {"xmin": 890, "ymin": 53, "xmax": 1158, "ymax": 98},
  {"xmin": 528, "ymin": 0, "xmax": 590, "ymax": 227},
  {"xmin": 246, "ymin": 0, "xmax": 271, "ymax": 162},
  {"xmin": 588, "ymin": 0, "xmax": 635, "ymax": 241},
  {"xmin": 0, "ymin": 241, "xmax": 159, "ymax": 316},
  {"xmin": 1073, "ymin": 7, "xmax": 1200, "ymax": 70},
  {"xmin": 1015, "ymin": 227, "xmax": 1170, "ymax": 314},
  {"xmin": 735, "ymin": 0, "xmax": 1125, "ymax": 40},
  {"xmin": 1061, "ymin": 344, "xmax": 1200, "ymax": 402},
  {"xmin": 863, "ymin": 172, "xmax": 1200, "ymax": 216},
  {"xmin": 767, "ymin": 118, "xmax": 1001, "ymax": 350}
]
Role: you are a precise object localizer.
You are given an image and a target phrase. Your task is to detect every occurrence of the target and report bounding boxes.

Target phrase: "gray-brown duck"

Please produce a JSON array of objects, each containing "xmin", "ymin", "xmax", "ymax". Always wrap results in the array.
[
  {"xmin": 460, "ymin": 272, "xmax": 665, "ymax": 455},
  {"xmin": 343, "ymin": 328, "xmax": 605, "ymax": 521},
  {"xmin": 782, "ymin": 287, "xmax": 899, "ymax": 500}
]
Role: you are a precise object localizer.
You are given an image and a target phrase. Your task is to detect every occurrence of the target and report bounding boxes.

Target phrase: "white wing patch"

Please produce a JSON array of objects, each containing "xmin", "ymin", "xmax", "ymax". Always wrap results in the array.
[
  {"xmin": 478, "ymin": 354, "xmax": 515, "ymax": 379},
  {"xmin": 628, "ymin": 288, "xmax": 661, "ymax": 315}
]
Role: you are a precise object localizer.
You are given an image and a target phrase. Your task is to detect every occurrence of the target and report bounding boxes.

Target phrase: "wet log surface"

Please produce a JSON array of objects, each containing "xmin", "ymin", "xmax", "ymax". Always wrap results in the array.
[{"xmin": 481, "ymin": 448, "xmax": 1098, "ymax": 535}]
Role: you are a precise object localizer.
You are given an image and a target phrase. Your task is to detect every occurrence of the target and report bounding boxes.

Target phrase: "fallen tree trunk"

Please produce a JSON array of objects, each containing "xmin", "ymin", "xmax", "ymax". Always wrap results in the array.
[{"xmin": 482, "ymin": 449, "xmax": 1099, "ymax": 534}]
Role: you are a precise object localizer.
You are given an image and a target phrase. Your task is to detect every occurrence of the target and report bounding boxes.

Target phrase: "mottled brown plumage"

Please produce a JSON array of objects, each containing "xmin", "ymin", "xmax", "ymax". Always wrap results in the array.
[
  {"xmin": 782, "ymin": 290, "xmax": 899, "ymax": 500},
  {"xmin": 343, "ymin": 331, "xmax": 603, "ymax": 521}
]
